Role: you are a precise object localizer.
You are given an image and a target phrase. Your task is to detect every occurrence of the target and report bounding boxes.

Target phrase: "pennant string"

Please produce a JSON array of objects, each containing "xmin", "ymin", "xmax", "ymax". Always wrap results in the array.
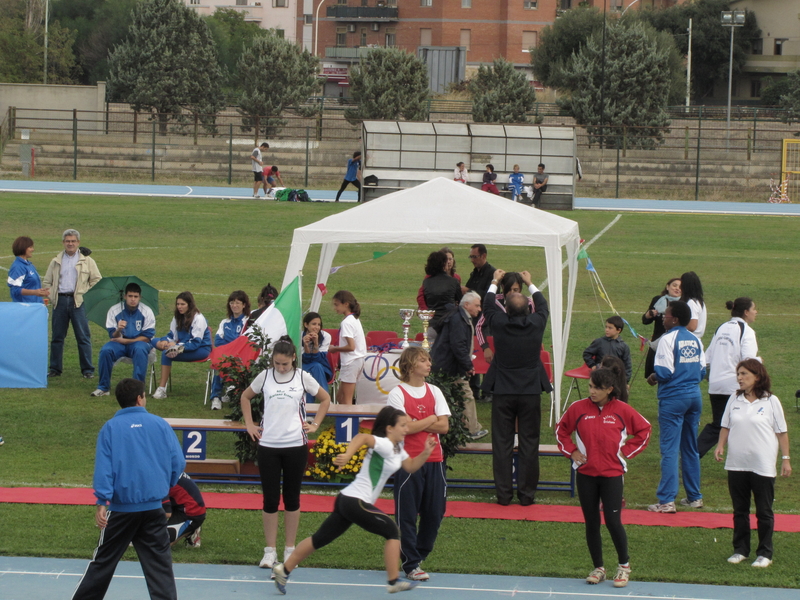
[{"xmin": 329, "ymin": 244, "xmax": 406, "ymax": 275}]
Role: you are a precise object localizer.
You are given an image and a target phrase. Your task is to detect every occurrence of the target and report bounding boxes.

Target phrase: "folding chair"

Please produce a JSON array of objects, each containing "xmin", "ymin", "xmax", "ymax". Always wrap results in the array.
[
  {"xmin": 366, "ymin": 330, "xmax": 399, "ymax": 349},
  {"xmin": 323, "ymin": 328, "xmax": 341, "ymax": 403},
  {"xmin": 115, "ymin": 347, "xmax": 158, "ymax": 394},
  {"xmin": 563, "ymin": 363, "xmax": 592, "ymax": 412}
]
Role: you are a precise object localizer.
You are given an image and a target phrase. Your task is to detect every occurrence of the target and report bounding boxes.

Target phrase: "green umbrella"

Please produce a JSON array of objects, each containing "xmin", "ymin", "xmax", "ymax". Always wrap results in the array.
[{"xmin": 82, "ymin": 276, "xmax": 160, "ymax": 328}]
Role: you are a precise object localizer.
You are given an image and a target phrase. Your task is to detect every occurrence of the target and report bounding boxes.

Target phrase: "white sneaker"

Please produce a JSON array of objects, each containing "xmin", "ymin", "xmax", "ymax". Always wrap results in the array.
[
  {"xmin": 752, "ymin": 556, "xmax": 772, "ymax": 568},
  {"xmin": 406, "ymin": 567, "xmax": 429, "ymax": 581},
  {"xmin": 727, "ymin": 553, "xmax": 747, "ymax": 564},
  {"xmin": 387, "ymin": 580, "xmax": 419, "ymax": 593},
  {"xmin": 153, "ymin": 386, "xmax": 167, "ymax": 399},
  {"xmin": 252, "ymin": 193, "xmax": 259, "ymax": 198},
  {"xmin": 647, "ymin": 501, "xmax": 676, "ymax": 513},
  {"xmin": 283, "ymin": 546, "xmax": 295, "ymax": 562},
  {"xmin": 211, "ymin": 398, "xmax": 222, "ymax": 410},
  {"xmin": 680, "ymin": 497, "xmax": 704, "ymax": 508},
  {"xmin": 90, "ymin": 389, "xmax": 109, "ymax": 397},
  {"xmin": 259, "ymin": 546, "xmax": 277, "ymax": 569}
]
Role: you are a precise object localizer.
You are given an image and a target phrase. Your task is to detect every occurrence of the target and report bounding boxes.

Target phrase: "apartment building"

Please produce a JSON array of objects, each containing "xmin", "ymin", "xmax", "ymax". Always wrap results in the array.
[{"xmin": 184, "ymin": 0, "xmax": 299, "ymax": 43}]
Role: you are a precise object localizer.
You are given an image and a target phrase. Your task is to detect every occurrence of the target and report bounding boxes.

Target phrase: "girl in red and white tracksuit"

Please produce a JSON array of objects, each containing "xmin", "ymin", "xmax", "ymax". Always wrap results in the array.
[{"xmin": 555, "ymin": 368, "xmax": 651, "ymax": 588}]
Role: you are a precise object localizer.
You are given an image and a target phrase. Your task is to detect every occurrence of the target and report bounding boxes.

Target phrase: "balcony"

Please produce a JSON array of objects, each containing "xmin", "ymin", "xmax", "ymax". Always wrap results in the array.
[
  {"xmin": 325, "ymin": 47, "xmax": 377, "ymax": 61},
  {"xmin": 326, "ymin": 6, "xmax": 398, "ymax": 20}
]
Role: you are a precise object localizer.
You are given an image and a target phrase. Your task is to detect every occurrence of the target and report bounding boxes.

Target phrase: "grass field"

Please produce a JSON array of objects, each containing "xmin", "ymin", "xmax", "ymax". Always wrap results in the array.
[{"xmin": 1, "ymin": 192, "xmax": 799, "ymax": 588}]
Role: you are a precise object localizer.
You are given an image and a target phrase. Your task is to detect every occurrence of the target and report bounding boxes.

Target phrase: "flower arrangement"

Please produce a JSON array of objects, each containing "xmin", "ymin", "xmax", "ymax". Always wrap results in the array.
[{"xmin": 308, "ymin": 426, "xmax": 371, "ymax": 483}]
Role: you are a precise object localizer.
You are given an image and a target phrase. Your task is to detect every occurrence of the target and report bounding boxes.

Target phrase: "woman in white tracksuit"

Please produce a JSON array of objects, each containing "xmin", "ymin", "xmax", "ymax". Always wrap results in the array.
[{"xmin": 696, "ymin": 297, "xmax": 758, "ymax": 458}]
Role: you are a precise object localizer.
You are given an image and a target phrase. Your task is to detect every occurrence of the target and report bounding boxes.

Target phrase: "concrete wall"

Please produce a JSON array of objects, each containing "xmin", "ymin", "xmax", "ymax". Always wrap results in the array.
[{"xmin": 1, "ymin": 82, "xmax": 106, "ymax": 133}]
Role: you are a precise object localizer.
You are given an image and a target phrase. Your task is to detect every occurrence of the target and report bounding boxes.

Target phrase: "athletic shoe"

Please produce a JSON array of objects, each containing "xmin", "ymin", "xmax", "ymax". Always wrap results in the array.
[
  {"xmin": 186, "ymin": 527, "xmax": 201, "ymax": 548},
  {"xmin": 680, "ymin": 497, "xmax": 704, "ymax": 508},
  {"xmin": 252, "ymin": 193, "xmax": 259, "ymax": 198},
  {"xmin": 727, "ymin": 553, "xmax": 747, "ymax": 564},
  {"xmin": 387, "ymin": 580, "xmax": 419, "ymax": 593},
  {"xmin": 82, "ymin": 372, "xmax": 94, "ymax": 379},
  {"xmin": 752, "ymin": 556, "xmax": 772, "ymax": 568},
  {"xmin": 613, "ymin": 565, "xmax": 631, "ymax": 588},
  {"xmin": 47, "ymin": 370, "xmax": 61, "ymax": 377},
  {"xmin": 0, "ymin": 436, "xmax": 4, "ymax": 445},
  {"xmin": 211, "ymin": 398, "xmax": 222, "ymax": 410},
  {"xmin": 259, "ymin": 546, "xmax": 277, "ymax": 569},
  {"xmin": 166, "ymin": 345, "xmax": 185, "ymax": 359},
  {"xmin": 647, "ymin": 501, "xmax": 676, "ymax": 513},
  {"xmin": 585, "ymin": 567, "xmax": 606, "ymax": 584},
  {"xmin": 406, "ymin": 567, "xmax": 429, "ymax": 581},
  {"xmin": 273, "ymin": 563, "xmax": 289, "ymax": 594},
  {"xmin": 153, "ymin": 386, "xmax": 168, "ymax": 399},
  {"xmin": 90, "ymin": 389, "xmax": 109, "ymax": 397},
  {"xmin": 283, "ymin": 546, "xmax": 295, "ymax": 562},
  {"xmin": 469, "ymin": 429, "xmax": 489, "ymax": 440}
]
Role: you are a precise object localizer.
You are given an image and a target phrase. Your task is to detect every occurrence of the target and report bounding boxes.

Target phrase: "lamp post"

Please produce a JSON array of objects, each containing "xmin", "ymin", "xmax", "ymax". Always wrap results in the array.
[
  {"xmin": 721, "ymin": 10, "xmax": 745, "ymax": 151},
  {"xmin": 314, "ymin": 0, "xmax": 327, "ymax": 57}
]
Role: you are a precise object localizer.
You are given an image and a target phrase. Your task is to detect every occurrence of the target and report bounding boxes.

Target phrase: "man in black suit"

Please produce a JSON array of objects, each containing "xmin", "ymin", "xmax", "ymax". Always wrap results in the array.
[{"xmin": 481, "ymin": 269, "xmax": 550, "ymax": 506}]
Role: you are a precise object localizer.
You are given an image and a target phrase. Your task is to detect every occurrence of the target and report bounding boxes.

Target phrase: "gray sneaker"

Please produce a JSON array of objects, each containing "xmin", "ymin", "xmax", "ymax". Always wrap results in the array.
[
  {"xmin": 680, "ymin": 497, "xmax": 704, "ymax": 508},
  {"xmin": 647, "ymin": 501, "xmax": 676, "ymax": 513},
  {"xmin": 387, "ymin": 580, "xmax": 419, "ymax": 593},
  {"xmin": 211, "ymin": 398, "xmax": 222, "ymax": 410},
  {"xmin": 469, "ymin": 429, "xmax": 489, "ymax": 440},
  {"xmin": 90, "ymin": 389, "xmax": 110, "ymax": 397},
  {"xmin": 273, "ymin": 563, "xmax": 289, "ymax": 594}
]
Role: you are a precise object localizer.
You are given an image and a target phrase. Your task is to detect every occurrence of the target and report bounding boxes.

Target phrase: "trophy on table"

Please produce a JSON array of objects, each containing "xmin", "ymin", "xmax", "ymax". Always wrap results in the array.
[
  {"xmin": 417, "ymin": 310, "xmax": 435, "ymax": 350},
  {"xmin": 398, "ymin": 308, "xmax": 416, "ymax": 348}
]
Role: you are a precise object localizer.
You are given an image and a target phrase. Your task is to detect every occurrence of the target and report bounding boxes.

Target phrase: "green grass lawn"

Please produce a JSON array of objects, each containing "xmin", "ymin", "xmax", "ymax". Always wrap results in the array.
[{"xmin": 1, "ymin": 192, "xmax": 799, "ymax": 588}]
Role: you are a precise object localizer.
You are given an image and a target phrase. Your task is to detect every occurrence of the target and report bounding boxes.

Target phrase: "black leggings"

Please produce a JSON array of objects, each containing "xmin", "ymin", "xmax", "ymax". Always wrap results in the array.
[
  {"xmin": 335, "ymin": 178, "xmax": 361, "ymax": 201},
  {"xmin": 257, "ymin": 444, "xmax": 308, "ymax": 513},
  {"xmin": 311, "ymin": 493, "xmax": 399, "ymax": 550},
  {"xmin": 576, "ymin": 472, "xmax": 628, "ymax": 568}
]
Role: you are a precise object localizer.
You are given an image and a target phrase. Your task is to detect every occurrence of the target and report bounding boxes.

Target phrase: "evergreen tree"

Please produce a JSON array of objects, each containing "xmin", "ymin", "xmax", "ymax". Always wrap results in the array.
[
  {"xmin": 470, "ymin": 58, "xmax": 536, "ymax": 123},
  {"xmin": 237, "ymin": 33, "xmax": 321, "ymax": 137},
  {"xmin": 107, "ymin": 0, "xmax": 224, "ymax": 132},
  {"xmin": 559, "ymin": 20, "xmax": 673, "ymax": 149},
  {"xmin": 530, "ymin": 6, "xmax": 605, "ymax": 89},
  {"xmin": 779, "ymin": 71, "xmax": 800, "ymax": 122},
  {"xmin": 344, "ymin": 47, "xmax": 429, "ymax": 124},
  {"xmin": 205, "ymin": 8, "xmax": 264, "ymax": 89}
]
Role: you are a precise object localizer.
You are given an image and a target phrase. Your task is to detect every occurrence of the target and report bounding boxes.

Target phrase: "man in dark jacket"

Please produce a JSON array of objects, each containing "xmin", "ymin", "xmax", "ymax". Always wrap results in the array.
[
  {"xmin": 430, "ymin": 292, "xmax": 487, "ymax": 440},
  {"xmin": 481, "ymin": 269, "xmax": 550, "ymax": 506}
]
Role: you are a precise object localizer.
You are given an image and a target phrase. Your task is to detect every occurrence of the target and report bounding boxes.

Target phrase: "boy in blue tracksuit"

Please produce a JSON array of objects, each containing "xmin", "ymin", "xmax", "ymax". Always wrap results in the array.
[
  {"xmin": 646, "ymin": 301, "xmax": 706, "ymax": 513},
  {"xmin": 72, "ymin": 378, "xmax": 185, "ymax": 600},
  {"xmin": 91, "ymin": 283, "xmax": 156, "ymax": 397},
  {"xmin": 508, "ymin": 165, "xmax": 525, "ymax": 202}
]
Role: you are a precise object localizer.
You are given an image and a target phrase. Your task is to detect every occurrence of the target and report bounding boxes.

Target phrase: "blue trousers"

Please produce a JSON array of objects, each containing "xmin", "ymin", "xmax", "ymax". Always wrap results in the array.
[
  {"xmin": 302, "ymin": 362, "xmax": 330, "ymax": 403},
  {"xmin": 98, "ymin": 341, "xmax": 152, "ymax": 391},
  {"xmin": 49, "ymin": 296, "xmax": 93, "ymax": 375},
  {"xmin": 657, "ymin": 394, "xmax": 702, "ymax": 503},
  {"xmin": 393, "ymin": 461, "xmax": 447, "ymax": 575},
  {"xmin": 159, "ymin": 346, "xmax": 210, "ymax": 366}
]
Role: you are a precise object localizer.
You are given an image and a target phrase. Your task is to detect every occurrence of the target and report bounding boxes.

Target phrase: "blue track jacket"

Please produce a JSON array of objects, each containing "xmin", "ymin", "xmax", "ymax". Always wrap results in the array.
[
  {"xmin": 105, "ymin": 303, "xmax": 156, "ymax": 340},
  {"xmin": 653, "ymin": 326, "xmax": 706, "ymax": 400},
  {"xmin": 215, "ymin": 314, "xmax": 247, "ymax": 347},
  {"xmin": 152, "ymin": 313, "xmax": 211, "ymax": 352},
  {"xmin": 93, "ymin": 406, "xmax": 185, "ymax": 512}
]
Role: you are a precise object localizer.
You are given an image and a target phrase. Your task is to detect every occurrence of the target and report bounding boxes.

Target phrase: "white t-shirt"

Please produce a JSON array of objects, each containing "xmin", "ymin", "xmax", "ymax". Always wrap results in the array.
[
  {"xmin": 339, "ymin": 314, "xmax": 367, "ymax": 366},
  {"xmin": 341, "ymin": 436, "xmax": 408, "ymax": 505},
  {"xmin": 251, "ymin": 147, "xmax": 263, "ymax": 172},
  {"xmin": 706, "ymin": 318, "xmax": 758, "ymax": 395},
  {"xmin": 686, "ymin": 298, "xmax": 707, "ymax": 340},
  {"xmin": 249, "ymin": 368, "xmax": 320, "ymax": 448},
  {"xmin": 387, "ymin": 383, "xmax": 451, "ymax": 418},
  {"xmin": 721, "ymin": 393, "xmax": 787, "ymax": 478}
]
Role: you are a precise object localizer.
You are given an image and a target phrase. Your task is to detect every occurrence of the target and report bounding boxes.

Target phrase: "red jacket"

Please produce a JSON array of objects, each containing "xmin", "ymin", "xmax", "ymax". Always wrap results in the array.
[{"xmin": 555, "ymin": 398, "xmax": 651, "ymax": 478}]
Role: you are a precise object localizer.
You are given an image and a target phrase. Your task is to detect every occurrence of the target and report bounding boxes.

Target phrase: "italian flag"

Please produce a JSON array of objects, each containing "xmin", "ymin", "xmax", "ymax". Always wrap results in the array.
[{"xmin": 252, "ymin": 276, "xmax": 303, "ymax": 350}]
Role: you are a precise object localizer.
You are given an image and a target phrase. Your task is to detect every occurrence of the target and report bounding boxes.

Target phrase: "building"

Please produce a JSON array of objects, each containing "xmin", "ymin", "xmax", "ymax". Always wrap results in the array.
[
  {"xmin": 299, "ymin": 0, "xmax": 679, "ymax": 96},
  {"xmin": 184, "ymin": 0, "xmax": 299, "ymax": 43},
  {"xmin": 730, "ymin": 0, "xmax": 800, "ymax": 102}
]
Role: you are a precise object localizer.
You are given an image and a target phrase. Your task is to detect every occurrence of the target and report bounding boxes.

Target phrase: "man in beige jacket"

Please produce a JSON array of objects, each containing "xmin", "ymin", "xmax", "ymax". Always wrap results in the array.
[{"xmin": 42, "ymin": 229, "xmax": 102, "ymax": 378}]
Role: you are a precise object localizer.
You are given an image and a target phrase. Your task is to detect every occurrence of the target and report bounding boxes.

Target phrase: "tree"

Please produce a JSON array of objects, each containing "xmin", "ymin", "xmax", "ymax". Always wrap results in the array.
[
  {"xmin": 638, "ymin": 0, "xmax": 760, "ymax": 102},
  {"xmin": 761, "ymin": 75, "xmax": 791, "ymax": 108},
  {"xmin": 107, "ymin": 0, "xmax": 224, "ymax": 132},
  {"xmin": 0, "ymin": 0, "xmax": 80, "ymax": 84},
  {"xmin": 344, "ymin": 47, "xmax": 429, "ymax": 124},
  {"xmin": 559, "ymin": 20, "xmax": 674, "ymax": 149},
  {"xmin": 469, "ymin": 58, "xmax": 536, "ymax": 123},
  {"xmin": 236, "ymin": 33, "xmax": 321, "ymax": 137},
  {"xmin": 529, "ymin": 6, "xmax": 605, "ymax": 89},
  {"xmin": 205, "ymin": 8, "xmax": 264, "ymax": 89},
  {"xmin": 778, "ymin": 71, "xmax": 800, "ymax": 122}
]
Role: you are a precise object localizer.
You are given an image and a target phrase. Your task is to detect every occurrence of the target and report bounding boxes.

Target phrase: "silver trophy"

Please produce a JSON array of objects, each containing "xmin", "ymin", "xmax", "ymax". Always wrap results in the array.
[
  {"xmin": 417, "ymin": 310, "xmax": 435, "ymax": 350},
  {"xmin": 399, "ymin": 308, "xmax": 416, "ymax": 349}
]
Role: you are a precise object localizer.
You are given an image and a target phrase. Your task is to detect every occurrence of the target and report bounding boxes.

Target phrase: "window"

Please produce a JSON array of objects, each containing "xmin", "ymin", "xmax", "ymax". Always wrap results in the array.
[
  {"xmin": 560, "ymin": 0, "xmax": 571, "ymax": 9},
  {"xmin": 189, "ymin": 0, "xmax": 200, "ymax": 5},
  {"xmin": 336, "ymin": 27, "xmax": 347, "ymax": 47},
  {"xmin": 385, "ymin": 28, "xmax": 396, "ymax": 47},
  {"xmin": 304, "ymin": 14, "xmax": 313, "ymax": 24},
  {"xmin": 522, "ymin": 31, "xmax": 537, "ymax": 52},
  {"xmin": 751, "ymin": 79, "xmax": 761, "ymax": 98},
  {"xmin": 460, "ymin": 29, "xmax": 471, "ymax": 51},
  {"xmin": 420, "ymin": 28, "xmax": 432, "ymax": 46},
  {"xmin": 420, "ymin": 0, "xmax": 432, "ymax": 6},
  {"xmin": 775, "ymin": 39, "xmax": 787, "ymax": 56},
  {"xmin": 386, "ymin": 0, "xmax": 396, "ymax": 6},
  {"xmin": 462, "ymin": 0, "xmax": 471, "ymax": 7},
  {"xmin": 610, "ymin": 0, "xmax": 622, "ymax": 11},
  {"xmin": 362, "ymin": 0, "xmax": 369, "ymax": 5},
  {"xmin": 751, "ymin": 38, "xmax": 762, "ymax": 55},
  {"xmin": 337, "ymin": 0, "xmax": 346, "ymax": 5},
  {"xmin": 275, "ymin": 28, "xmax": 285, "ymax": 38},
  {"xmin": 235, "ymin": 0, "xmax": 246, "ymax": 5},
  {"xmin": 361, "ymin": 29, "xmax": 368, "ymax": 46},
  {"xmin": 523, "ymin": 0, "xmax": 537, "ymax": 8},
  {"xmin": 272, "ymin": 0, "xmax": 287, "ymax": 6}
]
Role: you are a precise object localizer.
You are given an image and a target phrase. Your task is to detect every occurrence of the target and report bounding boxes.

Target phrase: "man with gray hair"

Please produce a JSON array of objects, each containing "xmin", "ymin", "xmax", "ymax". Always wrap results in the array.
[
  {"xmin": 430, "ymin": 291, "xmax": 487, "ymax": 439},
  {"xmin": 42, "ymin": 229, "xmax": 102, "ymax": 378}
]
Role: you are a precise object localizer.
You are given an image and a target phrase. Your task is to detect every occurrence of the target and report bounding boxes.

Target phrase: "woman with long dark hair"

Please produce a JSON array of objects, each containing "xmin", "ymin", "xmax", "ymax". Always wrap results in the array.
[
  {"xmin": 152, "ymin": 291, "xmax": 211, "ymax": 399},
  {"xmin": 301, "ymin": 312, "xmax": 333, "ymax": 403},
  {"xmin": 210, "ymin": 290, "xmax": 251, "ymax": 410},
  {"xmin": 680, "ymin": 271, "xmax": 706, "ymax": 339},
  {"xmin": 240, "ymin": 336, "xmax": 331, "ymax": 572},
  {"xmin": 641, "ymin": 277, "xmax": 681, "ymax": 379},
  {"xmin": 328, "ymin": 290, "xmax": 366, "ymax": 404},
  {"xmin": 714, "ymin": 359, "xmax": 790, "ymax": 568}
]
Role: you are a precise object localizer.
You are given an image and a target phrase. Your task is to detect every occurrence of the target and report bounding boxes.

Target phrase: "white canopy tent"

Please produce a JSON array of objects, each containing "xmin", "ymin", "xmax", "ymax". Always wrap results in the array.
[{"xmin": 282, "ymin": 177, "xmax": 581, "ymax": 420}]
